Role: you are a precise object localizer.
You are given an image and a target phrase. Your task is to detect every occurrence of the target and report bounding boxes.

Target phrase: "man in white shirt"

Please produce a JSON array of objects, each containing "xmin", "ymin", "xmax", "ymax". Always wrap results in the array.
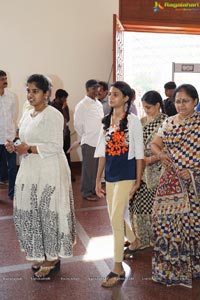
[
  {"xmin": 0, "ymin": 70, "xmax": 18, "ymax": 200},
  {"xmin": 74, "ymin": 79, "xmax": 104, "ymax": 200}
]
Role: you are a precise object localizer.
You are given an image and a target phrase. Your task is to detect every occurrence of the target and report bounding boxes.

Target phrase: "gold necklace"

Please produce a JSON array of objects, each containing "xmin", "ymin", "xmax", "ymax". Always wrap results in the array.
[
  {"xmin": 110, "ymin": 113, "xmax": 125, "ymax": 128},
  {"xmin": 110, "ymin": 116, "xmax": 120, "ymax": 128},
  {"xmin": 31, "ymin": 104, "xmax": 47, "ymax": 118},
  {"xmin": 177, "ymin": 114, "xmax": 189, "ymax": 124},
  {"xmin": 31, "ymin": 111, "xmax": 40, "ymax": 118}
]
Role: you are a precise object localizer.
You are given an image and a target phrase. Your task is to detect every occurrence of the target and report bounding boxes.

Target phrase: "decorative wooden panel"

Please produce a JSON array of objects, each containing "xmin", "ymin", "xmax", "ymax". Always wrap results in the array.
[
  {"xmin": 113, "ymin": 14, "xmax": 124, "ymax": 81},
  {"xmin": 119, "ymin": 0, "xmax": 200, "ymax": 33}
]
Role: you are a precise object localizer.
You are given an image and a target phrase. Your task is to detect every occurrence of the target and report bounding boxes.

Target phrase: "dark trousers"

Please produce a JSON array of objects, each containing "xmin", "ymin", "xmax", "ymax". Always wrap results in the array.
[
  {"xmin": 63, "ymin": 127, "xmax": 71, "ymax": 169},
  {"xmin": 0, "ymin": 146, "xmax": 8, "ymax": 181},
  {"xmin": 0, "ymin": 145, "xmax": 17, "ymax": 198},
  {"xmin": 81, "ymin": 144, "xmax": 98, "ymax": 198}
]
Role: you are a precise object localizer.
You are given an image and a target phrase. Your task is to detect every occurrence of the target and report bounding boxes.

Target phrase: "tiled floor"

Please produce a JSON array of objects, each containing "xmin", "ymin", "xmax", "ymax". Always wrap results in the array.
[{"xmin": 0, "ymin": 164, "xmax": 199, "ymax": 300}]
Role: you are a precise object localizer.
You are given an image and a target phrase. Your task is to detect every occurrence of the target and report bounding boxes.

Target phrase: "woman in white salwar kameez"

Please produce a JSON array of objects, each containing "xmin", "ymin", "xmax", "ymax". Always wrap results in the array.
[{"xmin": 6, "ymin": 74, "xmax": 76, "ymax": 280}]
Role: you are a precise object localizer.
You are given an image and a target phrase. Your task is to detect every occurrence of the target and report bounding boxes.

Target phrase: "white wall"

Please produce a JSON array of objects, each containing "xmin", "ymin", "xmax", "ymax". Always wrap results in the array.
[{"xmin": 1, "ymin": 0, "xmax": 118, "ymax": 160}]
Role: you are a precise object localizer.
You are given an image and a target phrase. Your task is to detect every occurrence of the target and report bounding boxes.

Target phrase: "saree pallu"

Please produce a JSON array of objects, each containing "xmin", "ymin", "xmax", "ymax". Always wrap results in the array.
[
  {"xmin": 152, "ymin": 112, "xmax": 200, "ymax": 288},
  {"xmin": 130, "ymin": 113, "xmax": 167, "ymax": 247}
]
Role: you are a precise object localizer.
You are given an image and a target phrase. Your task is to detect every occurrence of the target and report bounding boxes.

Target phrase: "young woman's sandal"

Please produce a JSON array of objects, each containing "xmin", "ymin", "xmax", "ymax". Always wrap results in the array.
[
  {"xmin": 101, "ymin": 271, "xmax": 125, "ymax": 288},
  {"xmin": 33, "ymin": 260, "xmax": 60, "ymax": 280}
]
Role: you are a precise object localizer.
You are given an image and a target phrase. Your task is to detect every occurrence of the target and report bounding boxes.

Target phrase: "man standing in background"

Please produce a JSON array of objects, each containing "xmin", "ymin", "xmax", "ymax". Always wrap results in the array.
[
  {"xmin": 51, "ymin": 89, "xmax": 76, "ymax": 181},
  {"xmin": 97, "ymin": 81, "xmax": 110, "ymax": 115},
  {"xmin": 0, "ymin": 70, "xmax": 17, "ymax": 200},
  {"xmin": 129, "ymin": 88, "xmax": 138, "ymax": 115},
  {"xmin": 163, "ymin": 81, "xmax": 177, "ymax": 116},
  {"xmin": 74, "ymin": 79, "xmax": 104, "ymax": 201}
]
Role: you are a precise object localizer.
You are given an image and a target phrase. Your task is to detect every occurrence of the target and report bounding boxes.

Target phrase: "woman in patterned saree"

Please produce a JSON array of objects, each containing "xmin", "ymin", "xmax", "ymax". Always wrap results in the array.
[
  {"xmin": 5, "ymin": 74, "xmax": 76, "ymax": 280},
  {"xmin": 126, "ymin": 91, "xmax": 167, "ymax": 257},
  {"xmin": 151, "ymin": 84, "xmax": 200, "ymax": 287}
]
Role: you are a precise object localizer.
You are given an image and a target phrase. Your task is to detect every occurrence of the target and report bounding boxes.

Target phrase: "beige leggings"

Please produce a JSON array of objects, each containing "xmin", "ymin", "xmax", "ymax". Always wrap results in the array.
[{"xmin": 106, "ymin": 180, "xmax": 136, "ymax": 263}]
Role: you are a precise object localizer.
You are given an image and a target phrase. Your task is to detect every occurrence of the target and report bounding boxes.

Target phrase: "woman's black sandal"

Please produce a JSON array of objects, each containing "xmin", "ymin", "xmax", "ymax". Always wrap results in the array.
[
  {"xmin": 101, "ymin": 271, "xmax": 125, "ymax": 288},
  {"xmin": 124, "ymin": 240, "xmax": 131, "ymax": 248},
  {"xmin": 33, "ymin": 260, "xmax": 60, "ymax": 280},
  {"xmin": 123, "ymin": 247, "xmax": 139, "ymax": 259}
]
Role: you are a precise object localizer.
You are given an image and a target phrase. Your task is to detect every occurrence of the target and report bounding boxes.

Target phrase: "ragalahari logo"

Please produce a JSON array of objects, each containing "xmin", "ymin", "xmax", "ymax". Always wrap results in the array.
[
  {"xmin": 153, "ymin": 2, "xmax": 200, "ymax": 12},
  {"xmin": 153, "ymin": 1, "xmax": 164, "ymax": 11}
]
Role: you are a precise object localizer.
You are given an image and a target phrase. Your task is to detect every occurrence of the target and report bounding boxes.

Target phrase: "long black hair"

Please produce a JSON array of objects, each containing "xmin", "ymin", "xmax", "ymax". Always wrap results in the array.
[
  {"xmin": 102, "ymin": 81, "xmax": 133, "ymax": 131},
  {"xmin": 141, "ymin": 90, "xmax": 164, "ymax": 113}
]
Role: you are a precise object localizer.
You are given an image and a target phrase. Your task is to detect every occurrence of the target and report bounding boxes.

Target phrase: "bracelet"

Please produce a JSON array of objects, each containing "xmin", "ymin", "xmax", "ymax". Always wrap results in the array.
[
  {"xmin": 27, "ymin": 146, "xmax": 32, "ymax": 154},
  {"xmin": 158, "ymin": 152, "xmax": 163, "ymax": 160}
]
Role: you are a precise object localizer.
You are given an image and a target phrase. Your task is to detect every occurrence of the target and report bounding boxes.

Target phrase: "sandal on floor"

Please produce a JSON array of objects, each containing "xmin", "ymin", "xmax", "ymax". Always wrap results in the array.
[
  {"xmin": 124, "ymin": 240, "xmax": 131, "ymax": 248},
  {"xmin": 32, "ymin": 254, "xmax": 47, "ymax": 272},
  {"xmin": 32, "ymin": 261, "xmax": 44, "ymax": 272},
  {"xmin": 123, "ymin": 245, "xmax": 144, "ymax": 259},
  {"xmin": 33, "ymin": 260, "xmax": 60, "ymax": 280},
  {"xmin": 124, "ymin": 238, "xmax": 146, "ymax": 259},
  {"xmin": 101, "ymin": 271, "xmax": 125, "ymax": 288}
]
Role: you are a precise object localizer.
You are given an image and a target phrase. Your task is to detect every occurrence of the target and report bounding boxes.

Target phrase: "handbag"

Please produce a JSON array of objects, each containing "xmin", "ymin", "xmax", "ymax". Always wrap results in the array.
[{"xmin": 152, "ymin": 164, "xmax": 190, "ymax": 216}]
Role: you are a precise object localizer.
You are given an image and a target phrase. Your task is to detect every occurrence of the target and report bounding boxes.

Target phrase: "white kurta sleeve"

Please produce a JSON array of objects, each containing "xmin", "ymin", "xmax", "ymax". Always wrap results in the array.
[
  {"xmin": 94, "ymin": 125, "xmax": 105, "ymax": 157},
  {"xmin": 133, "ymin": 117, "xmax": 144, "ymax": 159},
  {"xmin": 12, "ymin": 95, "xmax": 18, "ymax": 133},
  {"xmin": 74, "ymin": 103, "xmax": 85, "ymax": 138},
  {"xmin": 128, "ymin": 115, "xmax": 144, "ymax": 160},
  {"xmin": 36, "ymin": 109, "xmax": 64, "ymax": 159}
]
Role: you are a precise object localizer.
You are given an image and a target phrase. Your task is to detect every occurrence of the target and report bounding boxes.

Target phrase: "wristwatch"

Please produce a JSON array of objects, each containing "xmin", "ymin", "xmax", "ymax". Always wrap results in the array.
[{"xmin": 27, "ymin": 146, "xmax": 32, "ymax": 154}]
